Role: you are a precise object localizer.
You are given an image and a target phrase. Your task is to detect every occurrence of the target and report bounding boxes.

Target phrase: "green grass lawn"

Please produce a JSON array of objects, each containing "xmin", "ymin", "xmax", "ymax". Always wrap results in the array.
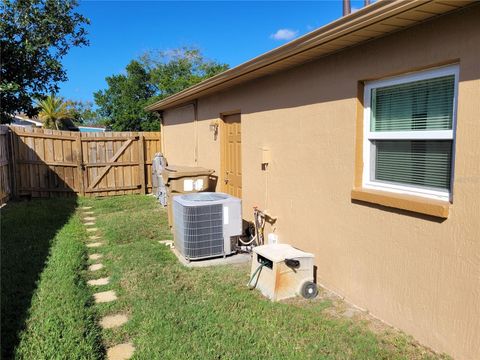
[
  {"xmin": 1, "ymin": 199, "xmax": 103, "ymax": 359},
  {"xmin": 80, "ymin": 195, "xmax": 447, "ymax": 360},
  {"xmin": 2, "ymin": 195, "xmax": 448, "ymax": 359}
]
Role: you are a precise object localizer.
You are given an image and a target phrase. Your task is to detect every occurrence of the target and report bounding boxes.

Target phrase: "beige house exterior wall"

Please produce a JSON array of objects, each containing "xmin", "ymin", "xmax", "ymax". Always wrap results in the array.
[
  {"xmin": 161, "ymin": 104, "xmax": 197, "ymax": 166},
  {"xmin": 161, "ymin": 7, "xmax": 480, "ymax": 359}
]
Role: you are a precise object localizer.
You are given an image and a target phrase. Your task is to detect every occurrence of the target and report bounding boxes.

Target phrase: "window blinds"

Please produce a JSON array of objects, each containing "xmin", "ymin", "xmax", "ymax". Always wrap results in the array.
[
  {"xmin": 371, "ymin": 75, "xmax": 455, "ymax": 131},
  {"xmin": 375, "ymin": 140, "xmax": 452, "ymax": 190}
]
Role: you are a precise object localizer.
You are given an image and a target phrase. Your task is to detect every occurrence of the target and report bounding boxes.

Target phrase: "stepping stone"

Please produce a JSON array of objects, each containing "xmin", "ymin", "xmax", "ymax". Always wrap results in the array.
[
  {"xmin": 87, "ymin": 242, "xmax": 103, "ymax": 248},
  {"xmin": 88, "ymin": 263, "xmax": 104, "ymax": 271},
  {"xmin": 159, "ymin": 239, "xmax": 173, "ymax": 244},
  {"xmin": 84, "ymin": 211, "xmax": 95, "ymax": 215},
  {"xmin": 81, "ymin": 206, "xmax": 92, "ymax": 210},
  {"xmin": 87, "ymin": 228, "xmax": 98, "ymax": 232},
  {"xmin": 107, "ymin": 343, "xmax": 135, "ymax": 360},
  {"xmin": 159, "ymin": 240, "xmax": 174, "ymax": 248},
  {"xmin": 100, "ymin": 314, "xmax": 129, "ymax": 329},
  {"xmin": 94, "ymin": 290, "xmax": 117, "ymax": 304},
  {"xmin": 84, "ymin": 217, "xmax": 96, "ymax": 221},
  {"xmin": 84, "ymin": 222, "xmax": 96, "ymax": 226},
  {"xmin": 89, "ymin": 235, "xmax": 101, "ymax": 240},
  {"xmin": 87, "ymin": 277, "xmax": 110, "ymax": 286},
  {"xmin": 89, "ymin": 253, "xmax": 103, "ymax": 261}
]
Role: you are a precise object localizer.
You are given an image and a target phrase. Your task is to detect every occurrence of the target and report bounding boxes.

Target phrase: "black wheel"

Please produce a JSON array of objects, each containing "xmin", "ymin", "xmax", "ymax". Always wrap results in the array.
[{"xmin": 301, "ymin": 281, "xmax": 318, "ymax": 299}]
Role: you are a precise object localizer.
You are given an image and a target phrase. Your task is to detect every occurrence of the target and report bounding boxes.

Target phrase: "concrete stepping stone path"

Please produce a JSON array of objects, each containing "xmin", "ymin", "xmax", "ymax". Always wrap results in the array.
[
  {"xmin": 82, "ymin": 206, "xmax": 133, "ymax": 359},
  {"xmin": 100, "ymin": 314, "xmax": 129, "ymax": 329},
  {"xmin": 107, "ymin": 343, "xmax": 135, "ymax": 360},
  {"xmin": 94, "ymin": 290, "xmax": 117, "ymax": 303},
  {"xmin": 86, "ymin": 242, "xmax": 103, "ymax": 248},
  {"xmin": 87, "ymin": 277, "xmax": 110, "ymax": 286},
  {"xmin": 89, "ymin": 253, "xmax": 103, "ymax": 260},
  {"xmin": 88, "ymin": 263, "xmax": 104, "ymax": 271}
]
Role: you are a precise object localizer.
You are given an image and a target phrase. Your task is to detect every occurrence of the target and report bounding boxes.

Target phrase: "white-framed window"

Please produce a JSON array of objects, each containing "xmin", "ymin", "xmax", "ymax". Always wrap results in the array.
[{"xmin": 363, "ymin": 65, "xmax": 459, "ymax": 201}]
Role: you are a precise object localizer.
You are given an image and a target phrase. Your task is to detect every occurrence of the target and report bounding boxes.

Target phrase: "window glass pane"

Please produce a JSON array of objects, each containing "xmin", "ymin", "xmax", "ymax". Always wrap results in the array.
[
  {"xmin": 374, "ymin": 140, "xmax": 452, "ymax": 191},
  {"xmin": 371, "ymin": 75, "xmax": 455, "ymax": 131}
]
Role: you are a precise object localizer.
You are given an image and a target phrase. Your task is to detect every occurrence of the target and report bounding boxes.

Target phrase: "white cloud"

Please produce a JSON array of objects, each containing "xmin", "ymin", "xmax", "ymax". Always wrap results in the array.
[{"xmin": 270, "ymin": 28, "xmax": 298, "ymax": 41}]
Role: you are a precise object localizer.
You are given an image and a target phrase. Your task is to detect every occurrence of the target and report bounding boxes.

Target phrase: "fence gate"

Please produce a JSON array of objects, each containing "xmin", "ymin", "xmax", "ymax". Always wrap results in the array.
[{"xmin": 82, "ymin": 133, "xmax": 145, "ymax": 196}]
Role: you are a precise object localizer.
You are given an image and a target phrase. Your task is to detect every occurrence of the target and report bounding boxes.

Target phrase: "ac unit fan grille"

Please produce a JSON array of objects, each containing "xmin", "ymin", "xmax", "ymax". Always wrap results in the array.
[{"xmin": 173, "ymin": 202, "xmax": 224, "ymax": 259}]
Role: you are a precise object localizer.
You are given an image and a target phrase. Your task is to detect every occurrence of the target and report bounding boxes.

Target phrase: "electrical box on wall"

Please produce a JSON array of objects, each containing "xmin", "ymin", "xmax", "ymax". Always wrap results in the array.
[{"xmin": 261, "ymin": 147, "xmax": 271, "ymax": 165}]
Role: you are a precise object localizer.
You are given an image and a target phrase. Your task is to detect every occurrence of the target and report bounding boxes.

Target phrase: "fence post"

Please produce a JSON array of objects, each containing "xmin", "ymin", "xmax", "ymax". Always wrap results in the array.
[
  {"xmin": 0, "ymin": 126, "xmax": 11, "ymax": 204},
  {"xmin": 8, "ymin": 127, "xmax": 18, "ymax": 199},
  {"xmin": 138, "ymin": 134, "xmax": 146, "ymax": 194},
  {"xmin": 6, "ymin": 128, "xmax": 13, "ymax": 201},
  {"xmin": 75, "ymin": 133, "xmax": 85, "ymax": 196}
]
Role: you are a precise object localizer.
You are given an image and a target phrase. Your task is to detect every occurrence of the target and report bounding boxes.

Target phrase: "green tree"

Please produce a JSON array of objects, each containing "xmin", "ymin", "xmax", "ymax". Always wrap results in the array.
[
  {"xmin": 94, "ymin": 60, "xmax": 158, "ymax": 131},
  {"xmin": 65, "ymin": 100, "xmax": 103, "ymax": 126},
  {"xmin": 94, "ymin": 47, "xmax": 229, "ymax": 131},
  {"xmin": 36, "ymin": 95, "xmax": 71, "ymax": 130},
  {"xmin": 0, "ymin": 0, "xmax": 89, "ymax": 123},
  {"xmin": 141, "ymin": 47, "xmax": 229, "ymax": 100}
]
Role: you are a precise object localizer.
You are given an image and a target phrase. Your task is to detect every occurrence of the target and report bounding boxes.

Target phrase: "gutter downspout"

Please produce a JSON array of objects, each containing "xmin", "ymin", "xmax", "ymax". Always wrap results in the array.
[
  {"xmin": 193, "ymin": 100, "xmax": 199, "ymax": 165},
  {"xmin": 157, "ymin": 111, "xmax": 165, "ymax": 156}
]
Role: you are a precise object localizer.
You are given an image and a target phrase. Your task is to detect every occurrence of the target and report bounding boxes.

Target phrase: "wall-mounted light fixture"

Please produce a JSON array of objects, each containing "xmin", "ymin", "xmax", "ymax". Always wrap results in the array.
[{"xmin": 209, "ymin": 120, "xmax": 219, "ymax": 140}]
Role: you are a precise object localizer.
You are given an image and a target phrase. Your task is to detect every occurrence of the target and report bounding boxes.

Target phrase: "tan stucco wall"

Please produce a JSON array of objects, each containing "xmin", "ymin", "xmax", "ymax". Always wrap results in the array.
[
  {"xmin": 162, "ymin": 7, "xmax": 480, "ymax": 359},
  {"xmin": 162, "ymin": 104, "xmax": 196, "ymax": 166}
]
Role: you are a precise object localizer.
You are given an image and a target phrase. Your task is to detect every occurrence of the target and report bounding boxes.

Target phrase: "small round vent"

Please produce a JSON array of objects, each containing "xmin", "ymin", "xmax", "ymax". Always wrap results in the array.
[{"xmin": 181, "ymin": 192, "xmax": 229, "ymax": 202}]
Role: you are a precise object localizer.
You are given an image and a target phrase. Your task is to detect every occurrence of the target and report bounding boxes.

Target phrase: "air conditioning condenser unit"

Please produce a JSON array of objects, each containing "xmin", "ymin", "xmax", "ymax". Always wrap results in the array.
[{"xmin": 172, "ymin": 192, "xmax": 242, "ymax": 261}]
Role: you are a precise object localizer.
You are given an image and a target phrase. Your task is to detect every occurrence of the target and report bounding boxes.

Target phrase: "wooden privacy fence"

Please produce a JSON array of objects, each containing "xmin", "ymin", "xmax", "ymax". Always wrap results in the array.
[{"xmin": 4, "ymin": 126, "xmax": 161, "ymax": 198}]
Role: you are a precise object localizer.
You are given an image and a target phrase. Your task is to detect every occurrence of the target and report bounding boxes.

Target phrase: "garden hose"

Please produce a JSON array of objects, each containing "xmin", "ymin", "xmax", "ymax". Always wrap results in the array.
[
  {"xmin": 247, "ymin": 260, "xmax": 268, "ymax": 289},
  {"xmin": 238, "ymin": 234, "xmax": 257, "ymax": 246}
]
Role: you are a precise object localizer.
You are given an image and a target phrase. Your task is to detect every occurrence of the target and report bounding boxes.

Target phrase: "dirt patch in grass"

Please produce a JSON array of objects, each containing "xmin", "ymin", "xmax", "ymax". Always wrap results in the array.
[{"xmin": 284, "ymin": 285, "xmax": 447, "ymax": 360}]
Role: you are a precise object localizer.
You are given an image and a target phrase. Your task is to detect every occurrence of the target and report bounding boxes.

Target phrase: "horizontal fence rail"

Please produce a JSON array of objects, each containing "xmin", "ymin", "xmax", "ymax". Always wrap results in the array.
[{"xmin": 4, "ymin": 126, "xmax": 161, "ymax": 198}]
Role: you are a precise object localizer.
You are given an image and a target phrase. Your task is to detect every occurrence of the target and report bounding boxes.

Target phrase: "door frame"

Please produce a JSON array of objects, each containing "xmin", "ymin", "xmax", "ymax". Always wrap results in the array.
[{"xmin": 220, "ymin": 111, "xmax": 242, "ymax": 196}]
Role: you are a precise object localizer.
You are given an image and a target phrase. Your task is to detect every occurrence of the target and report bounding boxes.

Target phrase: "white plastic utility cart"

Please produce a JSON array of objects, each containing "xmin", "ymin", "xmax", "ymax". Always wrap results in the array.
[{"xmin": 249, "ymin": 244, "xmax": 318, "ymax": 301}]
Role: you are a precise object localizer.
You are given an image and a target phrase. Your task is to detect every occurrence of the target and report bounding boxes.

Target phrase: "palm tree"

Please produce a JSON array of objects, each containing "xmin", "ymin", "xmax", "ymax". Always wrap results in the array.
[{"xmin": 36, "ymin": 95, "xmax": 71, "ymax": 130}]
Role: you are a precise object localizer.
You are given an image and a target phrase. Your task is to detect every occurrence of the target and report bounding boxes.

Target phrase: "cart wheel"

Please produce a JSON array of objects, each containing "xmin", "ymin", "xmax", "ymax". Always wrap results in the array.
[{"xmin": 301, "ymin": 281, "xmax": 318, "ymax": 299}]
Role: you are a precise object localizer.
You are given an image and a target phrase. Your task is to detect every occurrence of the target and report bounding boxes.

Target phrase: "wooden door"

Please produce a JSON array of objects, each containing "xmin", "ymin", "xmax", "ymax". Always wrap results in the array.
[{"xmin": 221, "ymin": 114, "xmax": 242, "ymax": 197}]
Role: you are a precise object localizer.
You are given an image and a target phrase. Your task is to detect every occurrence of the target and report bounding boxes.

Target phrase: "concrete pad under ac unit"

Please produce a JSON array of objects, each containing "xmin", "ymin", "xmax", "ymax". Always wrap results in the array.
[{"xmin": 170, "ymin": 247, "xmax": 251, "ymax": 268}]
